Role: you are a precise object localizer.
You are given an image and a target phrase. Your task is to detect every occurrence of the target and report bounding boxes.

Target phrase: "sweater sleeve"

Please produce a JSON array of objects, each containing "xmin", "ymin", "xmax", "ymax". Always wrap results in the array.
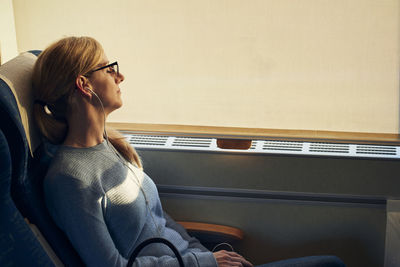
[
  {"xmin": 132, "ymin": 252, "xmax": 217, "ymax": 267},
  {"xmin": 44, "ymin": 174, "xmax": 217, "ymax": 267},
  {"xmin": 44, "ymin": 174, "xmax": 128, "ymax": 267}
]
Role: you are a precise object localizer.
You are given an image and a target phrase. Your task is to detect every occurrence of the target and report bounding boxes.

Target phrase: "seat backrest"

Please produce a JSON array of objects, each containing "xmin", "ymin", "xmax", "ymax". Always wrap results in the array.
[
  {"xmin": 0, "ymin": 56, "xmax": 54, "ymax": 267},
  {"xmin": 0, "ymin": 52, "xmax": 84, "ymax": 266},
  {"xmin": 0, "ymin": 128, "xmax": 56, "ymax": 267}
]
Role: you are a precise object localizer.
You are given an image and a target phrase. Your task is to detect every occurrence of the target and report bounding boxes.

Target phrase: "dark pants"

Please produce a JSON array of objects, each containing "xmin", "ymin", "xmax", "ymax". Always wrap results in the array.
[{"xmin": 256, "ymin": 255, "xmax": 345, "ymax": 267}]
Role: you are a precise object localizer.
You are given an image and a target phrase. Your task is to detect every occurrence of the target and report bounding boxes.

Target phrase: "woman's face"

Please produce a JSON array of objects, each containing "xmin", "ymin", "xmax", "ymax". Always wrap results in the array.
[{"xmin": 88, "ymin": 54, "xmax": 125, "ymax": 114}]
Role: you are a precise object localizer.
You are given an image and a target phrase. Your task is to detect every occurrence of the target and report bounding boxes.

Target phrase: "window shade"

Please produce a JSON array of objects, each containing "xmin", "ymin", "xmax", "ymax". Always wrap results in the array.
[{"xmin": 13, "ymin": 0, "xmax": 400, "ymax": 134}]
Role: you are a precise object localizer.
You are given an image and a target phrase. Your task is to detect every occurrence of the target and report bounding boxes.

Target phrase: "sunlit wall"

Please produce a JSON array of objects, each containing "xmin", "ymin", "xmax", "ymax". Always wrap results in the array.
[
  {"xmin": 0, "ymin": 0, "xmax": 18, "ymax": 64},
  {"xmin": 12, "ymin": 0, "xmax": 400, "ymax": 134}
]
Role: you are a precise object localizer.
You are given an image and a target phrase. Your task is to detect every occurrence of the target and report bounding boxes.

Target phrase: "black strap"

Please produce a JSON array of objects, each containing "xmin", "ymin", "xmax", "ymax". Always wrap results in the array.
[{"xmin": 127, "ymin": 237, "xmax": 185, "ymax": 267}]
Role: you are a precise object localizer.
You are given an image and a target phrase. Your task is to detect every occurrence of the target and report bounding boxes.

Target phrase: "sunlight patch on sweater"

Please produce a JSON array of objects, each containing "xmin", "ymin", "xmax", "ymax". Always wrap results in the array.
[{"xmin": 106, "ymin": 165, "xmax": 145, "ymax": 205}]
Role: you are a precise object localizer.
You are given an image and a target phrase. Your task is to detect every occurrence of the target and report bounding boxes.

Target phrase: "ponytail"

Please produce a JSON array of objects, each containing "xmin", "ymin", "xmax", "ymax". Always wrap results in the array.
[
  {"xmin": 107, "ymin": 127, "xmax": 142, "ymax": 169},
  {"xmin": 33, "ymin": 101, "xmax": 68, "ymax": 144}
]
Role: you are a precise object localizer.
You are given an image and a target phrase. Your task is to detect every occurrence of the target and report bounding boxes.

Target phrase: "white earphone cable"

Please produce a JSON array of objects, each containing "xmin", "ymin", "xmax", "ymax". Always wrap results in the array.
[{"xmin": 87, "ymin": 88, "xmax": 162, "ymax": 237}]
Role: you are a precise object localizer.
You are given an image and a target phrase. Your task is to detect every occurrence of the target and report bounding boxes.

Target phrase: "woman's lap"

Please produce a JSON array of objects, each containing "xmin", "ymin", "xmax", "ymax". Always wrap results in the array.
[{"xmin": 256, "ymin": 255, "xmax": 345, "ymax": 267}]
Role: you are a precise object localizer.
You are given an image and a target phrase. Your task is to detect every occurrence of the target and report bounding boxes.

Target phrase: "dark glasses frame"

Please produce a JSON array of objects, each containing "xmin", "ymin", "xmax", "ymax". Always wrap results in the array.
[{"xmin": 87, "ymin": 61, "xmax": 119, "ymax": 76}]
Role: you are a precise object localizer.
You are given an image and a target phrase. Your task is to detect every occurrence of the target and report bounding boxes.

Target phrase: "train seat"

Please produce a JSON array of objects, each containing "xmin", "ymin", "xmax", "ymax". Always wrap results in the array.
[{"xmin": 0, "ymin": 51, "xmax": 84, "ymax": 266}]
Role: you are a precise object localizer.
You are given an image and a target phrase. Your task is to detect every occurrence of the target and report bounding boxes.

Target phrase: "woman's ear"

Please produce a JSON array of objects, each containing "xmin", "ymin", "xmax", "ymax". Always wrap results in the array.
[{"xmin": 75, "ymin": 75, "xmax": 92, "ymax": 97}]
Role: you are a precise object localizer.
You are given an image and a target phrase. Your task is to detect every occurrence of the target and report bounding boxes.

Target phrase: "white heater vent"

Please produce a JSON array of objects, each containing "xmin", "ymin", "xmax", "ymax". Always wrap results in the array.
[
  {"xmin": 122, "ymin": 132, "xmax": 400, "ymax": 159},
  {"xmin": 249, "ymin": 141, "xmax": 258, "ymax": 150},
  {"xmin": 172, "ymin": 137, "xmax": 212, "ymax": 148},
  {"xmin": 309, "ymin": 143, "xmax": 349, "ymax": 154},
  {"xmin": 127, "ymin": 135, "xmax": 168, "ymax": 146},
  {"xmin": 356, "ymin": 145, "xmax": 397, "ymax": 156},
  {"xmin": 262, "ymin": 141, "xmax": 303, "ymax": 152}
]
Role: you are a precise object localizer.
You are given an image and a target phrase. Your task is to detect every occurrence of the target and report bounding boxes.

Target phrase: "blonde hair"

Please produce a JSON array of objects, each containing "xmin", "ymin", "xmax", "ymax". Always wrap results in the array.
[{"xmin": 32, "ymin": 36, "xmax": 141, "ymax": 167}]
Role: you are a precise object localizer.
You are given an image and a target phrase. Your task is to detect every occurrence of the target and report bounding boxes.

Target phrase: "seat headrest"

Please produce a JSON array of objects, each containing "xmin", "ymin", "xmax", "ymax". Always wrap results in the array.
[{"xmin": 0, "ymin": 52, "xmax": 39, "ymax": 155}]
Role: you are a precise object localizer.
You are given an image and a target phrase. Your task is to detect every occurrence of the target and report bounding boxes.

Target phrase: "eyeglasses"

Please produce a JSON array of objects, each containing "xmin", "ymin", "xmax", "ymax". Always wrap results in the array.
[{"xmin": 87, "ymin": 61, "xmax": 119, "ymax": 76}]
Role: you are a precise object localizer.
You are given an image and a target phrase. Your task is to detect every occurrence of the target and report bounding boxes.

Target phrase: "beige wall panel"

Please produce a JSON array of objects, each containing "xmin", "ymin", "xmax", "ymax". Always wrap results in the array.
[
  {"xmin": 0, "ymin": 0, "xmax": 18, "ymax": 64},
  {"xmin": 13, "ymin": 0, "xmax": 400, "ymax": 133}
]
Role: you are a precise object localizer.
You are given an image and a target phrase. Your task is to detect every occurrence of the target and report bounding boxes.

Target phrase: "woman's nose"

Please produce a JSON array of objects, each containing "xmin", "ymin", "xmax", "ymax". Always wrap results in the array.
[{"xmin": 116, "ymin": 72, "xmax": 125, "ymax": 83}]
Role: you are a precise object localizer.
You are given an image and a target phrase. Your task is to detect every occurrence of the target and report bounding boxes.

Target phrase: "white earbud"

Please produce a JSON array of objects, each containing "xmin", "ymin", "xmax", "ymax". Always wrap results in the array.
[{"xmin": 85, "ymin": 87, "xmax": 100, "ymax": 100}]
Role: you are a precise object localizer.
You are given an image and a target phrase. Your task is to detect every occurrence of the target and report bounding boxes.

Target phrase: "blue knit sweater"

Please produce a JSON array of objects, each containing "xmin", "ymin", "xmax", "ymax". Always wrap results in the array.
[{"xmin": 43, "ymin": 141, "xmax": 217, "ymax": 267}]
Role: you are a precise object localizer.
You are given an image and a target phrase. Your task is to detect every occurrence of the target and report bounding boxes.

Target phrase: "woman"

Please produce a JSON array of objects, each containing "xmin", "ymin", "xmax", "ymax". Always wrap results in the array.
[{"xmin": 32, "ymin": 36, "xmax": 344, "ymax": 267}]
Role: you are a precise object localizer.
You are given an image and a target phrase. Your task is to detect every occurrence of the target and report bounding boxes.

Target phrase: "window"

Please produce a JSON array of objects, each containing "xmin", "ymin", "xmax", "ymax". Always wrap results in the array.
[{"xmin": 13, "ymin": 0, "xmax": 400, "ymax": 143}]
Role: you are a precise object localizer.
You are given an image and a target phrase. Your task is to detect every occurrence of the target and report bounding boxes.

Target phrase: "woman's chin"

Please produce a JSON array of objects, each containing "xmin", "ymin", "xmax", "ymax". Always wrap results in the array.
[{"xmin": 116, "ymin": 100, "xmax": 123, "ymax": 110}]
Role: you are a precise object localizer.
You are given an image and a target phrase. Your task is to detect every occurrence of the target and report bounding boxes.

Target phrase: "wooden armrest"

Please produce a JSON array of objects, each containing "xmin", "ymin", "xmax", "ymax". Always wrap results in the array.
[{"xmin": 177, "ymin": 221, "xmax": 244, "ymax": 245}]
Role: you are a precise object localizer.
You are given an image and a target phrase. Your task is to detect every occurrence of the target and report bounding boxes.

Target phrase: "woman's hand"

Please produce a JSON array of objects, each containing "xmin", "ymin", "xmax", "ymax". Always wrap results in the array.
[{"xmin": 213, "ymin": 250, "xmax": 253, "ymax": 267}]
